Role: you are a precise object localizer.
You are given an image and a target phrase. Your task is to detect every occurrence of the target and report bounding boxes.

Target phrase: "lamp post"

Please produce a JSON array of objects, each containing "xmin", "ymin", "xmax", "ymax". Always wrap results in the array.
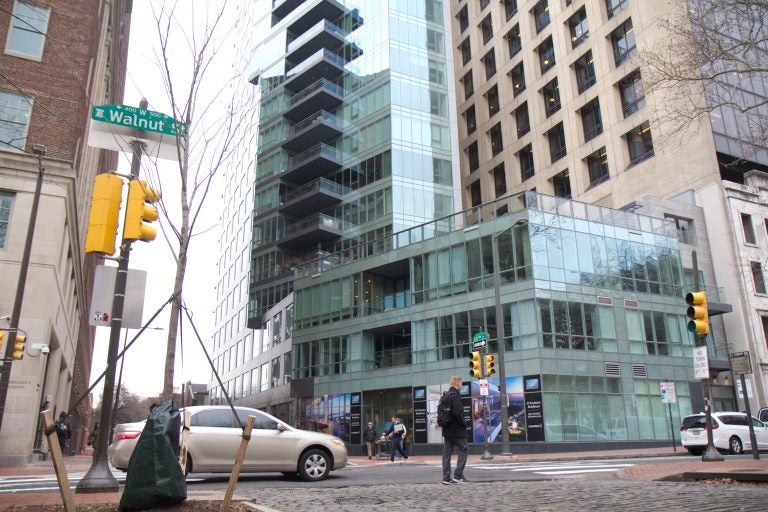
[
  {"xmin": 491, "ymin": 218, "xmax": 527, "ymax": 457},
  {"xmin": 0, "ymin": 144, "xmax": 46, "ymax": 432}
]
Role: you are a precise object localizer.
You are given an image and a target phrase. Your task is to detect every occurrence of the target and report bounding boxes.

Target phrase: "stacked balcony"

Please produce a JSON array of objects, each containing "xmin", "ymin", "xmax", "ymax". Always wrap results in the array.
[{"xmin": 279, "ymin": 178, "xmax": 348, "ymax": 217}]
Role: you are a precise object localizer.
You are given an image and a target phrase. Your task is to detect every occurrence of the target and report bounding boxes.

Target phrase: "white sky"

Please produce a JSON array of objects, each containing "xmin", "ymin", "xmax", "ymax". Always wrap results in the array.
[{"xmin": 89, "ymin": 1, "xmax": 239, "ymax": 399}]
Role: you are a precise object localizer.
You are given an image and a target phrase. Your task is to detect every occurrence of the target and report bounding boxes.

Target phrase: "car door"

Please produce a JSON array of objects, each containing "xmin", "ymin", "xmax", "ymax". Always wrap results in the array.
[
  {"xmin": 188, "ymin": 409, "xmax": 239, "ymax": 471},
  {"xmin": 751, "ymin": 417, "xmax": 768, "ymax": 449},
  {"xmin": 237, "ymin": 408, "xmax": 298, "ymax": 472}
]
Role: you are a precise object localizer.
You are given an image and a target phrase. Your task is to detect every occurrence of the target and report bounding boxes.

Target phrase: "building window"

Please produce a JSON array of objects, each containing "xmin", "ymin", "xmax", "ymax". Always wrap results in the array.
[
  {"xmin": 762, "ymin": 316, "xmax": 768, "ymax": 350},
  {"xmin": 467, "ymin": 141, "xmax": 480, "ymax": 172},
  {"xmin": 486, "ymin": 85, "xmax": 500, "ymax": 117},
  {"xmin": 606, "ymin": 0, "xmax": 629, "ymax": 19},
  {"xmin": 460, "ymin": 37, "xmax": 472, "ymax": 66},
  {"xmin": 5, "ymin": 0, "xmax": 50, "ymax": 60},
  {"xmin": 503, "ymin": 0, "xmax": 518, "ymax": 20},
  {"xmin": 464, "ymin": 105, "xmax": 477, "ymax": 135},
  {"xmin": 625, "ymin": 121, "xmax": 654, "ymax": 165},
  {"xmin": 547, "ymin": 122, "xmax": 567, "ymax": 163},
  {"xmin": 551, "ymin": 169, "xmax": 571, "ymax": 198},
  {"xmin": 482, "ymin": 49, "xmax": 497, "ymax": 79},
  {"xmin": 0, "ymin": 192, "xmax": 13, "ymax": 248},
  {"xmin": 458, "ymin": 5, "xmax": 469, "ymax": 32},
  {"xmin": 462, "ymin": 71, "xmax": 474, "ymax": 100},
  {"xmin": 518, "ymin": 144, "xmax": 535, "ymax": 180},
  {"xmin": 619, "ymin": 70, "xmax": 646, "ymax": 117},
  {"xmin": 532, "ymin": 0, "xmax": 550, "ymax": 34},
  {"xmin": 469, "ymin": 180, "xmax": 482, "ymax": 207},
  {"xmin": 506, "ymin": 24, "xmax": 522, "ymax": 57},
  {"xmin": 514, "ymin": 102, "xmax": 530, "ymax": 138},
  {"xmin": 541, "ymin": 78, "xmax": 561, "ymax": 117},
  {"xmin": 568, "ymin": 6, "xmax": 589, "ymax": 48},
  {"xmin": 611, "ymin": 18, "xmax": 636, "ymax": 66},
  {"xmin": 665, "ymin": 215, "xmax": 695, "ymax": 245},
  {"xmin": 574, "ymin": 50, "xmax": 596, "ymax": 94},
  {"xmin": 742, "ymin": 213, "xmax": 757, "ymax": 244},
  {"xmin": 586, "ymin": 147, "xmax": 609, "ymax": 187},
  {"xmin": 489, "ymin": 122, "xmax": 504, "ymax": 156},
  {"xmin": 510, "ymin": 62, "xmax": 526, "ymax": 96},
  {"xmin": 752, "ymin": 261, "xmax": 766, "ymax": 294},
  {"xmin": 537, "ymin": 36, "xmax": 556, "ymax": 74},
  {"xmin": 480, "ymin": 14, "xmax": 493, "ymax": 44},
  {"xmin": 480, "ymin": 0, "xmax": 491, "ymax": 10},
  {"xmin": 0, "ymin": 90, "xmax": 32, "ymax": 151},
  {"xmin": 580, "ymin": 97, "xmax": 603, "ymax": 142},
  {"xmin": 492, "ymin": 163, "xmax": 507, "ymax": 197}
]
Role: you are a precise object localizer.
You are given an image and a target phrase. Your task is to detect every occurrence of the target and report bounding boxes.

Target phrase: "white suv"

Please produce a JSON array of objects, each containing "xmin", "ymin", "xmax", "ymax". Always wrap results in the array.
[{"xmin": 680, "ymin": 412, "xmax": 768, "ymax": 455}]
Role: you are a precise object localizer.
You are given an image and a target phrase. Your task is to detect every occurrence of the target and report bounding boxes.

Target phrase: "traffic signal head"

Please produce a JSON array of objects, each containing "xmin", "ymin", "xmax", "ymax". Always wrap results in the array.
[
  {"xmin": 469, "ymin": 351, "xmax": 482, "ymax": 378},
  {"xmin": 685, "ymin": 291, "xmax": 709, "ymax": 335},
  {"xmin": 12, "ymin": 332, "xmax": 25, "ymax": 360},
  {"xmin": 123, "ymin": 179, "xmax": 160, "ymax": 242},
  {"xmin": 0, "ymin": 330, "xmax": 5, "ymax": 351},
  {"xmin": 485, "ymin": 354, "xmax": 496, "ymax": 376},
  {"xmin": 85, "ymin": 174, "xmax": 123, "ymax": 255}
]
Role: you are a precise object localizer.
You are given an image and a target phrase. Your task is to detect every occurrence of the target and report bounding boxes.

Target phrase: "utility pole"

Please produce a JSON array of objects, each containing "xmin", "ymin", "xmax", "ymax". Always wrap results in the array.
[
  {"xmin": 0, "ymin": 144, "xmax": 46, "ymax": 431},
  {"xmin": 492, "ymin": 228, "xmax": 512, "ymax": 456},
  {"xmin": 77, "ymin": 100, "xmax": 148, "ymax": 493}
]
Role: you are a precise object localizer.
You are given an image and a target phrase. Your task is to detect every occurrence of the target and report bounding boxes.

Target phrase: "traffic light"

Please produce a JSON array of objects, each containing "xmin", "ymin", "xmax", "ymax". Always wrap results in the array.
[
  {"xmin": 685, "ymin": 291, "xmax": 709, "ymax": 335},
  {"xmin": 85, "ymin": 173, "xmax": 123, "ymax": 255},
  {"xmin": 485, "ymin": 354, "xmax": 496, "ymax": 376},
  {"xmin": 0, "ymin": 330, "xmax": 5, "ymax": 352},
  {"xmin": 469, "ymin": 351, "xmax": 482, "ymax": 378},
  {"xmin": 12, "ymin": 332, "xmax": 25, "ymax": 360},
  {"xmin": 123, "ymin": 179, "xmax": 160, "ymax": 242}
]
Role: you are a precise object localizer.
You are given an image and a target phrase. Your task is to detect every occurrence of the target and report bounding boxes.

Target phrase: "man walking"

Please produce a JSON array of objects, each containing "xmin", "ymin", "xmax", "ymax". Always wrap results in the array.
[
  {"xmin": 386, "ymin": 416, "xmax": 409, "ymax": 462},
  {"xmin": 441, "ymin": 375, "xmax": 468, "ymax": 484},
  {"xmin": 364, "ymin": 421, "xmax": 378, "ymax": 459}
]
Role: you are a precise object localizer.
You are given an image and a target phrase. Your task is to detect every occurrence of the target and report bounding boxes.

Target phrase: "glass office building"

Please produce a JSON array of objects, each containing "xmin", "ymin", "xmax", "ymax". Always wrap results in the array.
[
  {"xmin": 247, "ymin": 0, "xmax": 460, "ymax": 327},
  {"xmin": 289, "ymin": 192, "xmax": 727, "ymax": 448}
]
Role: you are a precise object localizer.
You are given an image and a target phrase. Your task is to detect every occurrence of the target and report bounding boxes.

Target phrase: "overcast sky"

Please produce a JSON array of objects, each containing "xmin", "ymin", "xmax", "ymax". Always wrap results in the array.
[{"xmin": 89, "ymin": 1, "xmax": 238, "ymax": 399}]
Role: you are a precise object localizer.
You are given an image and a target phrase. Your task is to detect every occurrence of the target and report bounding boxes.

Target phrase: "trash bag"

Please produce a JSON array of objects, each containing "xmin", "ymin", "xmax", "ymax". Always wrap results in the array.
[{"xmin": 119, "ymin": 400, "xmax": 187, "ymax": 511}]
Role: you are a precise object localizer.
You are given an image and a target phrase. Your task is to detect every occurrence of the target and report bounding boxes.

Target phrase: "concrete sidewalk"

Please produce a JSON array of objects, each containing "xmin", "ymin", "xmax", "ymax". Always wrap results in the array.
[{"xmin": 1, "ymin": 447, "xmax": 766, "ymax": 510}]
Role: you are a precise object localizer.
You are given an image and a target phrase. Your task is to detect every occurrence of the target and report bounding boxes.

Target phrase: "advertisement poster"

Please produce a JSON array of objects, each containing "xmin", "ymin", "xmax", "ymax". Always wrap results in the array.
[
  {"xmin": 523, "ymin": 374, "xmax": 544, "ymax": 442},
  {"xmin": 469, "ymin": 375, "xmax": 539, "ymax": 443},
  {"xmin": 350, "ymin": 392, "xmax": 362, "ymax": 444},
  {"xmin": 413, "ymin": 387, "xmax": 428, "ymax": 444}
]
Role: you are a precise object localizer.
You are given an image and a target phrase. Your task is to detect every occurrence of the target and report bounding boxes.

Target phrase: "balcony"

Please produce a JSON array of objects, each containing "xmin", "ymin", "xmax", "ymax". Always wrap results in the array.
[
  {"xmin": 287, "ymin": 19, "xmax": 346, "ymax": 64},
  {"xmin": 285, "ymin": 48, "xmax": 345, "ymax": 92},
  {"xmin": 281, "ymin": 110, "xmax": 344, "ymax": 152},
  {"xmin": 284, "ymin": 142, "xmax": 343, "ymax": 184},
  {"xmin": 279, "ymin": 178, "xmax": 348, "ymax": 217},
  {"xmin": 284, "ymin": 79, "xmax": 344, "ymax": 122},
  {"xmin": 286, "ymin": 0, "xmax": 346, "ymax": 34},
  {"xmin": 272, "ymin": 0, "xmax": 304, "ymax": 20},
  {"xmin": 277, "ymin": 214, "xmax": 344, "ymax": 250}
]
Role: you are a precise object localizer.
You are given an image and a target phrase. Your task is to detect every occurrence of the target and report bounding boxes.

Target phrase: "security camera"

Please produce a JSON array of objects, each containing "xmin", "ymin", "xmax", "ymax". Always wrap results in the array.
[
  {"xmin": 40, "ymin": 345, "xmax": 50, "ymax": 355},
  {"xmin": 31, "ymin": 144, "xmax": 46, "ymax": 156}
]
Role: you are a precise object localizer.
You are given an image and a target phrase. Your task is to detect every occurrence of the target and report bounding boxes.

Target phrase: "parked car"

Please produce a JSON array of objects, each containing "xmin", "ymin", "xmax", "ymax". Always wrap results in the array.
[
  {"xmin": 108, "ymin": 406, "xmax": 348, "ymax": 481},
  {"xmin": 680, "ymin": 411, "xmax": 768, "ymax": 455},
  {"xmin": 759, "ymin": 407, "xmax": 768, "ymax": 423}
]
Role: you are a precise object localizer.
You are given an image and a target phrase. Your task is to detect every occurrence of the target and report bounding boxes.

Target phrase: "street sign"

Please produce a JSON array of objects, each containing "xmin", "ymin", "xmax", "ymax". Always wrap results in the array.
[
  {"xmin": 660, "ymin": 382, "xmax": 676, "ymax": 403},
  {"xmin": 693, "ymin": 346, "xmax": 709, "ymax": 379},
  {"xmin": 89, "ymin": 265, "xmax": 147, "ymax": 328},
  {"xmin": 91, "ymin": 104, "xmax": 186, "ymax": 137},
  {"xmin": 479, "ymin": 379, "xmax": 489, "ymax": 396},
  {"xmin": 472, "ymin": 331, "xmax": 488, "ymax": 349},
  {"xmin": 729, "ymin": 351, "xmax": 752, "ymax": 375},
  {"xmin": 736, "ymin": 377, "xmax": 754, "ymax": 399}
]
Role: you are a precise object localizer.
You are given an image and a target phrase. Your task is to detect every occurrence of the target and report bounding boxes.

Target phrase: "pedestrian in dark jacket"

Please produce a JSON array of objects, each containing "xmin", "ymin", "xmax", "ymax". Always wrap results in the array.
[
  {"xmin": 441, "ymin": 375, "xmax": 468, "ymax": 484},
  {"xmin": 55, "ymin": 412, "xmax": 72, "ymax": 455},
  {"xmin": 363, "ymin": 422, "xmax": 377, "ymax": 459},
  {"xmin": 385, "ymin": 416, "xmax": 409, "ymax": 462}
]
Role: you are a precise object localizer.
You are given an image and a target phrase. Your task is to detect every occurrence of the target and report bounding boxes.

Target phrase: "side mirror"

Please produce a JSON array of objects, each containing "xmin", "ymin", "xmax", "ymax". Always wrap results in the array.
[{"xmin": 277, "ymin": 423, "xmax": 289, "ymax": 432}]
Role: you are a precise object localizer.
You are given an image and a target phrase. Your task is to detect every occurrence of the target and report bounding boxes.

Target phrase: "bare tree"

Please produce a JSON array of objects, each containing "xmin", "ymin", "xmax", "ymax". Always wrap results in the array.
[
  {"xmin": 641, "ymin": 0, "xmax": 768, "ymax": 150},
  {"xmin": 140, "ymin": 0, "xmax": 258, "ymax": 398}
]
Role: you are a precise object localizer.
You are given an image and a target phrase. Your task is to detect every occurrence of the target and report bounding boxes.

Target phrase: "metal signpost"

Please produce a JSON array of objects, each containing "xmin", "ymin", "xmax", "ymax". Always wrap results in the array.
[
  {"xmin": 660, "ymin": 382, "xmax": 677, "ymax": 452},
  {"xmin": 730, "ymin": 351, "xmax": 759, "ymax": 460},
  {"xmin": 472, "ymin": 331, "xmax": 493, "ymax": 460}
]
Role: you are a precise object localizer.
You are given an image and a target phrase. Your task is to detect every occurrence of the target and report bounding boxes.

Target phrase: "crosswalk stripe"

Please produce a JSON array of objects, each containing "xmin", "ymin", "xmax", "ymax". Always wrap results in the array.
[{"xmin": 536, "ymin": 468, "xmax": 628, "ymax": 475}]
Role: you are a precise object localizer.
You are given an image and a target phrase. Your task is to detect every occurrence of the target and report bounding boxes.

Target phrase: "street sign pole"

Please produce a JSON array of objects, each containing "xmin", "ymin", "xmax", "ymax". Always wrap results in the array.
[
  {"xmin": 479, "ymin": 344, "xmax": 492, "ymax": 460},
  {"xmin": 77, "ymin": 100, "xmax": 147, "ymax": 493},
  {"xmin": 731, "ymin": 351, "xmax": 759, "ymax": 460}
]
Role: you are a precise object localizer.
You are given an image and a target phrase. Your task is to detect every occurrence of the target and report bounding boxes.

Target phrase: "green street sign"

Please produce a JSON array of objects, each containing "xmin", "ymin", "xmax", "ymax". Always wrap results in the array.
[
  {"xmin": 91, "ymin": 104, "xmax": 186, "ymax": 137},
  {"xmin": 473, "ymin": 331, "xmax": 488, "ymax": 343}
]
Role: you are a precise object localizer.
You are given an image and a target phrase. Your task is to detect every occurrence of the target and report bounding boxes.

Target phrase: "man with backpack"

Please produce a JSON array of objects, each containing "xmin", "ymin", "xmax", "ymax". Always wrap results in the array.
[
  {"xmin": 385, "ymin": 416, "xmax": 408, "ymax": 462},
  {"xmin": 55, "ymin": 412, "xmax": 72, "ymax": 455},
  {"xmin": 439, "ymin": 375, "xmax": 468, "ymax": 484}
]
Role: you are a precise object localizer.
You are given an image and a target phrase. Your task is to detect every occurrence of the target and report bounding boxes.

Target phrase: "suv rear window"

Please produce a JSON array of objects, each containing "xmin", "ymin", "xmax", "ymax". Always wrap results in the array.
[{"xmin": 682, "ymin": 415, "xmax": 706, "ymax": 429}]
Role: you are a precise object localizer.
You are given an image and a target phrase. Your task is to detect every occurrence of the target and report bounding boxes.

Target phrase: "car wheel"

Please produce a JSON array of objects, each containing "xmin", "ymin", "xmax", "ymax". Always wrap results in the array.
[
  {"xmin": 687, "ymin": 447, "xmax": 704, "ymax": 456},
  {"xmin": 729, "ymin": 436, "xmax": 743, "ymax": 455},
  {"xmin": 298, "ymin": 448, "xmax": 331, "ymax": 482},
  {"xmin": 184, "ymin": 456, "xmax": 193, "ymax": 477}
]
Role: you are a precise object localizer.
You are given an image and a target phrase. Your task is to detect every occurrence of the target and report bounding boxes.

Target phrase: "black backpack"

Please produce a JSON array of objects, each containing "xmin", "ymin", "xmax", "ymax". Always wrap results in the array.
[{"xmin": 437, "ymin": 392, "xmax": 453, "ymax": 427}]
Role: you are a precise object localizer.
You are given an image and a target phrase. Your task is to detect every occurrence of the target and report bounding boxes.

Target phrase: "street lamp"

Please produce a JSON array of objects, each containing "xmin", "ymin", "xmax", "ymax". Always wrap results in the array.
[{"xmin": 491, "ymin": 217, "xmax": 528, "ymax": 457}]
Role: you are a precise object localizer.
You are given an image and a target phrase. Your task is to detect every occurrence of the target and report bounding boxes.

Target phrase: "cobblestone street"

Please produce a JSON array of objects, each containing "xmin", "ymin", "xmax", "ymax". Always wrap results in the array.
[{"xmin": 241, "ymin": 479, "xmax": 768, "ymax": 512}]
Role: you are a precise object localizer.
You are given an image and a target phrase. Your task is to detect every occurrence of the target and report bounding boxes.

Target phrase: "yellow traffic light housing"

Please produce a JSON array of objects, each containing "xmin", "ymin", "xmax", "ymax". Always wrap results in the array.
[
  {"xmin": 485, "ymin": 354, "xmax": 496, "ymax": 376},
  {"xmin": 0, "ymin": 330, "xmax": 5, "ymax": 352},
  {"xmin": 686, "ymin": 291, "xmax": 709, "ymax": 335},
  {"xmin": 12, "ymin": 332, "xmax": 25, "ymax": 360},
  {"xmin": 469, "ymin": 351, "xmax": 482, "ymax": 378},
  {"xmin": 123, "ymin": 179, "xmax": 160, "ymax": 242},
  {"xmin": 85, "ymin": 173, "xmax": 123, "ymax": 255}
]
